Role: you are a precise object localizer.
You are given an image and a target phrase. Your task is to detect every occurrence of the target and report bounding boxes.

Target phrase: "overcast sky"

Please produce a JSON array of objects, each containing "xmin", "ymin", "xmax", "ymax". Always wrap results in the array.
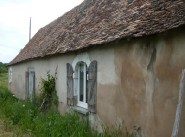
[{"xmin": 0, "ymin": 0, "xmax": 83, "ymax": 63}]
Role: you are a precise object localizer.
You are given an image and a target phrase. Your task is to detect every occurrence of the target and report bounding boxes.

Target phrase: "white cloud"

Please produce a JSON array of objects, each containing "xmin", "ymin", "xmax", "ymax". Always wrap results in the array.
[{"xmin": 0, "ymin": 0, "xmax": 83, "ymax": 63}]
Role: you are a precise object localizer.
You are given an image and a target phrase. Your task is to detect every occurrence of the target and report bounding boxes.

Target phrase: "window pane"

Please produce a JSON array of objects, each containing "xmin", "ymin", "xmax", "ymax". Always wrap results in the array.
[
  {"xmin": 86, "ymin": 71, "xmax": 88, "ymax": 103},
  {"xmin": 79, "ymin": 65, "xmax": 84, "ymax": 102}
]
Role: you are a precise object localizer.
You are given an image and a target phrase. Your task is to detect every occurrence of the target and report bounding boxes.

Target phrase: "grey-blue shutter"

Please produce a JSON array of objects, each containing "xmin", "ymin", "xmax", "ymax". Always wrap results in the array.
[
  {"xmin": 25, "ymin": 71, "xmax": 29, "ymax": 98},
  {"xmin": 88, "ymin": 61, "xmax": 97, "ymax": 113},
  {"xmin": 28, "ymin": 71, "xmax": 35, "ymax": 101},
  {"xmin": 32, "ymin": 71, "xmax": 35, "ymax": 99},
  {"xmin": 67, "ymin": 63, "xmax": 75, "ymax": 106}
]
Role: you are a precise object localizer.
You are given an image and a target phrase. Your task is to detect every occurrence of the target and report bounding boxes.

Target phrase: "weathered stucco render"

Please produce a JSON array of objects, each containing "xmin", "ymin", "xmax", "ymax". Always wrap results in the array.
[
  {"xmin": 9, "ymin": 29, "xmax": 185, "ymax": 137},
  {"xmin": 95, "ymin": 30, "xmax": 185, "ymax": 137},
  {"xmin": 9, "ymin": 54, "xmax": 77, "ymax": 112}
]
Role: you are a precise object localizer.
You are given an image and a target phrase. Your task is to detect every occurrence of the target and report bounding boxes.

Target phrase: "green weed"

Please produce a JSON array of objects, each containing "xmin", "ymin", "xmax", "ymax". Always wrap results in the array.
[
  {"xmin": 0, "ymin": 72, "xmax": 136, "ymax": 137},
  {"xmin": 39, "ymin": 72, "xmax": 58, "ymax": 111},
  {"xmin": 0, "ymin": 73, "xmax": 8, "ymax": 89}
]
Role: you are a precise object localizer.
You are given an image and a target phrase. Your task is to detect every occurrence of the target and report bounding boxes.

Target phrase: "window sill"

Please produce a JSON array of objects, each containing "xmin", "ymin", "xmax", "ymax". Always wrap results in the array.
[{"xmin": 72, "ymin": 106, "xmax": 89, "ymax": 115}]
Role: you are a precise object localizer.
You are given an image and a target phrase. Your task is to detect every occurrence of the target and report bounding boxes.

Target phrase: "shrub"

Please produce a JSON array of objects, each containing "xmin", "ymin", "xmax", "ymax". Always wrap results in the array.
[{"xmin": 39, "ymin": 72, "xmax": 58, "ymax": 111}]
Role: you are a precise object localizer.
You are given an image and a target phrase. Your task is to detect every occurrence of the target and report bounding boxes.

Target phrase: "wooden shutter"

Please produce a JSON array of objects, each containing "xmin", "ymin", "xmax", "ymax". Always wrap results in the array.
[
  {"xmin": 88, "ymin": 61, "xmax": 97, "ymax": 113},
  {"xmin": 67, "ymin": 63, "xmax": 75, "ymax": 106},
  {"xmin": 28, "ymin": 71, "xmax": 35, "ymax": 101},
  {"xmin": 25, "ymin": 71, "xmax": 29, "ymax": 98},
  {"xmin": 32, "ymin": 71, "xmax": 35, "ymax": 99}
]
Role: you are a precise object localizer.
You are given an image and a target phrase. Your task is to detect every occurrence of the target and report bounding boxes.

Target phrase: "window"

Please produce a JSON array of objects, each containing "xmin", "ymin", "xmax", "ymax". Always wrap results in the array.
[
  {"xmin": 67, "ymin": 60, "xmax": 97, "ymax": 113},
  {"xmin": 76, "ymin": 62, "xmax": 88, "ymax": 109},
  {"xmin": 8, "ymin": 67, "xmax": 12, "ymax": 83}
]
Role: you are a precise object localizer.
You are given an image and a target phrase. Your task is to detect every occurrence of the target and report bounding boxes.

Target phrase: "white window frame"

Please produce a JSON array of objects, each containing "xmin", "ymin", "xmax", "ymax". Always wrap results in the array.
[
  {"xmin": 72, "ymin": 52, "xmax": 91, "ymax": 109},
  {"xmin": 77, "ymin": 62, "xmax": 88, "ymax": 109},
  {"xmin": 8, "ymin": 67, "xmax": 12, "ymax": 83}
]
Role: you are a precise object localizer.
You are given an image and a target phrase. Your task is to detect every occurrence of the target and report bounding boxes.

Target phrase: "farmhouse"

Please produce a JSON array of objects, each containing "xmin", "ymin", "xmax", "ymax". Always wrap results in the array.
[{"xmin": 8, "ymin": 0, "xmax": 185, "ymax": 137}]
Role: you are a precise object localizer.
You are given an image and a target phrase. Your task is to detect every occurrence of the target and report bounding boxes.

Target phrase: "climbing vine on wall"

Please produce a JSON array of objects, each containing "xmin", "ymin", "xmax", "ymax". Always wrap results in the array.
[{"xmin": 40, "ymin": 72, "xmax": 58, "ymax": 111}]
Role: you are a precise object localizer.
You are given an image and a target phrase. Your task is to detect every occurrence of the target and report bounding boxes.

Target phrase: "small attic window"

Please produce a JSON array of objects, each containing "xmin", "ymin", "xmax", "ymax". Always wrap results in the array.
[{"xmin": 8, "ymin": 67, "xmax": 12, "ymax": 83}]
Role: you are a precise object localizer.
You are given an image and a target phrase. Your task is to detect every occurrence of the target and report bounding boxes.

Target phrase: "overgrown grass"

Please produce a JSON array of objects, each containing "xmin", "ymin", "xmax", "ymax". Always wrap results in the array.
[
  {"xmin": 0, "ymin": 73, "xmax": 135, "ymax": 137},
  {"xmin": 0, "ymin": 73, "xmax": 8, "ymax": 89},
  {"xmin": 0, "ymin": 92, "xmax": 113, "ymax": 137},
  {"xmin": 0, "ymin": 91, "xmax": 101, "ymax": 137},
  {"xmin": 0, "ymin": 73, "xmax": 28, "ymax": 136}
]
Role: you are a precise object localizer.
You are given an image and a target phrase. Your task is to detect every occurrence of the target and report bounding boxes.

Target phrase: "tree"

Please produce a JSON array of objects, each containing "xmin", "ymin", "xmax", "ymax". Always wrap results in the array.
[{"xmin": 0, "ymin": 62, "xmax": 8, "ymax": 73}]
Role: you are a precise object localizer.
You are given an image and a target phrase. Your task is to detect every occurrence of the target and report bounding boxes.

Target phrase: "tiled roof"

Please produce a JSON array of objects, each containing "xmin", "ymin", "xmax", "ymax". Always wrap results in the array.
[{"xmin": 10, "ymin": 0, "xmax": 185, "ymax": 65}]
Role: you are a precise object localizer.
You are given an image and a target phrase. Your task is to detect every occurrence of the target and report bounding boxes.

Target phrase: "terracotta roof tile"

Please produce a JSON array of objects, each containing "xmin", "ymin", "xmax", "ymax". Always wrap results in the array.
[{"xmin": 9, "ymin": 0, "xmax": 185, "ymax": 65}]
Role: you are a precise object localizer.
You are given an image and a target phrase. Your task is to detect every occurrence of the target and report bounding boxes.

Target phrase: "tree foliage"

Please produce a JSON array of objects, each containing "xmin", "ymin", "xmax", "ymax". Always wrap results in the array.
[{"xmin": 0, "ymin": 62, "xmax": 8, "ymax": 73}]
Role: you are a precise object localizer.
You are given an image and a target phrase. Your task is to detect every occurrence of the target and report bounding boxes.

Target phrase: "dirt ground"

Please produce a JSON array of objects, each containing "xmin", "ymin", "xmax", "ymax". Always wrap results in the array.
[{"xmin": 0, "ymin": 120, "xmax": 13, "ymax": 137}]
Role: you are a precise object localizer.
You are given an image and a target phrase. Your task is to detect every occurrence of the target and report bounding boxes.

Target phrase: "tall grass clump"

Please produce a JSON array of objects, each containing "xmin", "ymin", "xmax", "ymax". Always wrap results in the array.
[
  {"xmin": 0, "ymin": 95, "xmax": 98, "ymax": 137},
  {"xmin": 0, "ymin": 72, "xmax": 137, "ymax": 137},
  {"xmin": 0, "ymin": 72, "xmax": 8, "ymax": 89}
]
